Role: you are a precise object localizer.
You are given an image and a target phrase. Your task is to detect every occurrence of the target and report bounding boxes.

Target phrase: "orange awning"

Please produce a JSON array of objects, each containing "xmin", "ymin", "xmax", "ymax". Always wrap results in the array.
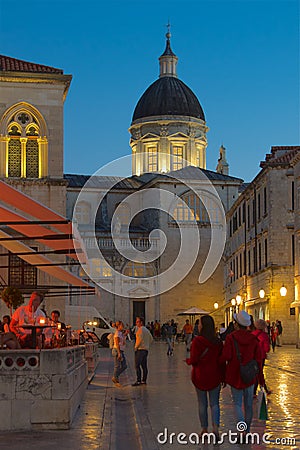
[
  {"xmin": 0, "ymin": 180, "xmax": 71, "ymax": 234},
  {"xmin": 0, "ymin": 228, "xmax": 90, "ymax": 287},
  {"xmin": 0, "ymin": 180, "xmax": 91, "ymax": 289},
  {"xmin": 0, "ymin": 180, "xmax": 85, "ymax": 261}
]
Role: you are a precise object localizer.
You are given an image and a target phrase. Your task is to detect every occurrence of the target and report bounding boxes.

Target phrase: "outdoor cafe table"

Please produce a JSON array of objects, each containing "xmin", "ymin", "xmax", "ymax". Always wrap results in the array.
[{"xmin": 18, "ymin": 324, "xmax": 56, "ymax": 348}]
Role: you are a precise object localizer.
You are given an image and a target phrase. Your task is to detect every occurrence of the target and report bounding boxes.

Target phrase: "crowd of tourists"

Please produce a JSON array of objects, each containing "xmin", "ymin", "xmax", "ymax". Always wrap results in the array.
[{"xmin": 108, "ymin": 309, "xmax": 282, "ymax": 443}]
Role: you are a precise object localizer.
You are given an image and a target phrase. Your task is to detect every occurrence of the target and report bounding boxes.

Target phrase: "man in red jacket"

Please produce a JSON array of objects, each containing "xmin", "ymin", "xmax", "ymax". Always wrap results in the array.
[{"xmin": 220, "ymin": 310, "xmax": 262, "ymax": 434}]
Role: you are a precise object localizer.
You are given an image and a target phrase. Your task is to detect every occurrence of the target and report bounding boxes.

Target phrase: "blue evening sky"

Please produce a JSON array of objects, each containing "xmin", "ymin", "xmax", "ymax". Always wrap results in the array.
[{"xmin": 0, "ymin": 0, "xmax": 299, "ymax": 182}]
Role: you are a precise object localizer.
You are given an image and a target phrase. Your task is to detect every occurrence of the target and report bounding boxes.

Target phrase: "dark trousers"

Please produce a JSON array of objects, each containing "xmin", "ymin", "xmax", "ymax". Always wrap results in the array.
[{"xmin": 135, "ymin": 349, "xmax": 148, "ymax": 382}]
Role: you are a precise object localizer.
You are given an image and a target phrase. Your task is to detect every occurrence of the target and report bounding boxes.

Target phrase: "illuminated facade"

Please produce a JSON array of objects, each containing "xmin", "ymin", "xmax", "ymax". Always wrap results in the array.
[
  {"xmin": 0, "ymin": 54, "xmax": 72, "ymax": 317},
  {"xmin": 224, "ymin": 146, "xmax": 300, "ymax": 344}
]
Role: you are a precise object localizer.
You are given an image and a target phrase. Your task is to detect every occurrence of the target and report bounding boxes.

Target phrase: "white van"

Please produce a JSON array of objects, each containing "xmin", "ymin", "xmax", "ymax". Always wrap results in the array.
[{"xmin": 65, "ymin": 305, "xmax": 114, "ymax": 347}]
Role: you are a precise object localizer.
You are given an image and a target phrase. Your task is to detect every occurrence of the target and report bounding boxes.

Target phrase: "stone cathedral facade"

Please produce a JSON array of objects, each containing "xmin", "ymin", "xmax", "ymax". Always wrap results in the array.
[{"xmin": 0, "ymin": 35, "xmax": 299, "ymax": 343}]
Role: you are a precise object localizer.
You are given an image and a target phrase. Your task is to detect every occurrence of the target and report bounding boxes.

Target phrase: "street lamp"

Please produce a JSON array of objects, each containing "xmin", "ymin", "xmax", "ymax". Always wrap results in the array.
[
  {"xmin": 231, "ymin": 298, "xmax": 237, "ymax": 316},
  {"xmin": 259, "ymin": 289, "xmax": 265, "ymax": 299},
  {"xmin": 280, "ymin": 285, "xmax": 287, "ymax": 297},
  {"xmin": 214, "ymin": 302, "xmax": 219, "ymax": 310},
  {"xmin": 236, "ymin": 295, "xmax": 242, "ymax": 304}
]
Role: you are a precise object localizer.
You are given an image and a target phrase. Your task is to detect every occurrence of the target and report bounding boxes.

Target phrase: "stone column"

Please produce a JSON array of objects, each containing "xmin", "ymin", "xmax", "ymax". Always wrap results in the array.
[
  {"xmin": 0, "ymin": 136, "xmax": 8, "ymax": 177},
  {"xmin": 38, "ymin": 137, "xmax": 48, "ymax": 177},
  {"xmin": 20, "ymin": 137, "xmax": 27, "ymax": 177}
]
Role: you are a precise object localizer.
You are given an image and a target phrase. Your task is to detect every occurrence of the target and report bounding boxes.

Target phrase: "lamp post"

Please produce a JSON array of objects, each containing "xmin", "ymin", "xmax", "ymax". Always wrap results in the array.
[{"xmin": 236, "ymin": 295, "xmax": 242, "ymax": 312}]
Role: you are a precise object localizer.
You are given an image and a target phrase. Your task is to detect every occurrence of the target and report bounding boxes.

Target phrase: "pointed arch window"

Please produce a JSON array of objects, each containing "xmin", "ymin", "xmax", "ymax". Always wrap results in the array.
[
  {"xmin": 26, "ymin": 125, "xmax": 39, "ymax": 178},
  {"xmin": 1, "ymin": 106, "xmax": 48, "ymax": 179}
]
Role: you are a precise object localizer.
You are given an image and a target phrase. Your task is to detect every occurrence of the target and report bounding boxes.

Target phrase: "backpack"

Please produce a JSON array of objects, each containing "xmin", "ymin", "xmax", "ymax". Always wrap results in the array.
[{"xmin": 233, "ymin": 337, "xmax": 259, "ymax": 384}]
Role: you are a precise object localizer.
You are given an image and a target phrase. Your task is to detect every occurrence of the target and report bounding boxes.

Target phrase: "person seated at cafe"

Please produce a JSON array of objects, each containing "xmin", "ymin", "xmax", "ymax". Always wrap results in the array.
[
  {"xmin": 0, "ymin": 315, "xmax": 21, "ymax": 349},
  {"xmin": 2, "ymin": 315, "xmax": 11, "ymax": 333},
  {"xmin": 10, "ymin": 291, "xmax": 45, "ymax": 348},
  {"xmin": 50, "ymin": 310, "xmax": 66, "ymax": 330}
]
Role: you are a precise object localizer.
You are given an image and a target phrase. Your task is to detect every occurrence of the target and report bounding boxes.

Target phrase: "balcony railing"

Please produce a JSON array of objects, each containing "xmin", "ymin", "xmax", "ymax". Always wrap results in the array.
[{"xmin": 84, "ymin": 237, "xmax": 160, "ymax": 250}]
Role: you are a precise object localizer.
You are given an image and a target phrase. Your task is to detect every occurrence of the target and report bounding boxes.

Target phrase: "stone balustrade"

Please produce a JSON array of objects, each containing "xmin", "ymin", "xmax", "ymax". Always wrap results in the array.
[
  {"xmin": 84, "ymin": 236, "xmax": 159, "ymax": 250},
  {"xmin": 0, "ymin": 346, "xmax": 88, "ymax": 430}
]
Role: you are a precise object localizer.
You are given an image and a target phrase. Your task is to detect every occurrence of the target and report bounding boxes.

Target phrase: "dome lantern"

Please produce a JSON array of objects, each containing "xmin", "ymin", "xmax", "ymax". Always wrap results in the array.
[{"xmin": 159, "ymin": 31, "xmax": 178, "ymax": 78}]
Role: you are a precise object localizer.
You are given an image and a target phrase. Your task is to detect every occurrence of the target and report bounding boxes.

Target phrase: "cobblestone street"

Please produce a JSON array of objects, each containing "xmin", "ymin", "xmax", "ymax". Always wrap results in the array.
[
  {"xmin": 125, "ymin": 341, "xmax": 300, "ymax": 449},
  {"xmin": 0, "ymin": 342, "xmax": 299, "ymax": 450}
]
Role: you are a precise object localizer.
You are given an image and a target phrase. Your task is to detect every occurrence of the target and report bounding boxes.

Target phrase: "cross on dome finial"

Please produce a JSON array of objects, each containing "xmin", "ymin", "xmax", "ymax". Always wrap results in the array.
[
  {"xmin": 159, "ymin": 21, "xmax": 178, "ymax": 77},
  {"xmin": 166, "ymin": 20, "xmax": 171, "ymax": 39}
]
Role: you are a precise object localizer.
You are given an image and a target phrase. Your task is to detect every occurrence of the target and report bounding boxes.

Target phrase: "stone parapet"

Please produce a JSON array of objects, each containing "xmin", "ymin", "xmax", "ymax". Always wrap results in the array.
[
  {"xmin": 84, "ymin": 342, "xmax": 99, "ymax": 377},
  {"xmin": 0, "ymin": 346, "xmax": 88, "ymax": 430}
]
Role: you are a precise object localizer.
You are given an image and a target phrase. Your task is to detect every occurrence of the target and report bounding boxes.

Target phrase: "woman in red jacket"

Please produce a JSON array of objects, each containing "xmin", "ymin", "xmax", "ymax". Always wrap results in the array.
[
  {"xmin": 220, "ymin": 310, "xmax": 263, "ymax": 433},
  {"xmin": 186, "ymin": 315, "xmax": 224, "ymax": 438}
]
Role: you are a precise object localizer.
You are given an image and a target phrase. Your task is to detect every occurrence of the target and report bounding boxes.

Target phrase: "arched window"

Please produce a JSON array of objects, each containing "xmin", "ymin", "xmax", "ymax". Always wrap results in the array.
[
  {"xmin": 25, "ymin": 125, "xmax": 39, "ymax": 178},
  {"xmin": 123, "ymin": 261, "xmax": 154, "ymax": 278},
  {"xmin": 114, "ymin": 202, "xmax": 131, "ymax": 227},
  {"xmin": 7, "ymin": 124, "xmax": 22, "ymax": 177},
  {"xmin": 172, "ymin": 192, "xmax": 221, "ymax": 224},
  {"xmin": 0, "ymin": 104, "xmax": 48, "ymax": 179},
  {"xmin": 74, "ymin": 201, "xmax": 91, "ymax": 225}
]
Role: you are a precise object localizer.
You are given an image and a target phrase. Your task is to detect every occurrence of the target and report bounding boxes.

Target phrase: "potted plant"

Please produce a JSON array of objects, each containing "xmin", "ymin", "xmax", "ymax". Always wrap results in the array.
[{"xmin": 1, "ymin": 287, "xmax": 24, "ymax": 316}]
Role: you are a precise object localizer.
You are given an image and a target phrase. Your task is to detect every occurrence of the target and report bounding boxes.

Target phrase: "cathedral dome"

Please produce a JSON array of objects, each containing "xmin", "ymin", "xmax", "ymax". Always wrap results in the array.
[{"xmin": 132, "ymin": 76, "xmax": 205, "ymax": 122}]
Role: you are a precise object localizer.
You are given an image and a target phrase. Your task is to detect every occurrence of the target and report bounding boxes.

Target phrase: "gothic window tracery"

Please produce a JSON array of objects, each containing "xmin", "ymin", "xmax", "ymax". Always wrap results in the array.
[{"xmin": 3, "ymin": 108, "xmax": 47, "ymax": 179}]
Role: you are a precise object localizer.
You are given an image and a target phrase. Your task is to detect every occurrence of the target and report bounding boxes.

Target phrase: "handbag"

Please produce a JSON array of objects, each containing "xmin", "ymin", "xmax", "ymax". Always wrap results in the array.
[
  {"xmin": 257, "ymin": 387, "xmax": 268, "ymax": 420},
  {"xmin": 233, "ymin": 337, "xmax": 259, "ymax": 384}
]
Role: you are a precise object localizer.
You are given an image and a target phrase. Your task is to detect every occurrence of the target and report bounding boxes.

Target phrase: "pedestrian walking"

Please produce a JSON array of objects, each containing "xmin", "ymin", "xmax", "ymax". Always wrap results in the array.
[
  {"xmin": 182, "ymin": 319, "xmax": 193, "ymax": 357},
  {"xmin": 193, "ymin": 319, "xmax": 200, "ymax": 337},
  {"xmin": 219, "ymin": 321, "xmax": 234, "ymax": 341},
  {"xmin": 276, "ymin": 320, "xmax": 283, "ymax": 346},
  {"xmin": 170, "ymin": 319, "xmax": 177, "ymax": 345},
  {"xmin": 186, "ymin": 315, "xmax": 224, "ymax": 439},
  {"xmin": 154, "ymin": 320, "xmax": 161, "ymax": 340},
  {"xmin": 270, "ymin": 322, "xmax": 278, "ymax": 352},
  {"xmin": 112, "ymin": 321, "xmax": 128, "ymax": 387},
  {"xmin": 252, "ymin": 319, "xmax": 271, "ymax": 396},
  {"xmin": 220, "ymin": 310, "xmax": 263, "ymax": 434},
  {"xmin": 132, "ymin": 317, "xmax": 153, "ymax": 386},
  {"xmin": 165, "ymin": 321, "xmax": 175, "ymax": 356}
]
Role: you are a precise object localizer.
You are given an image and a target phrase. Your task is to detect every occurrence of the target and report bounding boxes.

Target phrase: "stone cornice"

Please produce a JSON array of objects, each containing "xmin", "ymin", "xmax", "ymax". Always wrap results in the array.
[
  {"xmin": 130, "ymin": 115, "xmax": 207, "ymax": 129},
  {"xmin": 0, "ymin": 71, "xmax": 72, "ymax": 100},
  {"xmin": 0, "ymin": 177, "xmax": 68, "ymax": 187}
]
